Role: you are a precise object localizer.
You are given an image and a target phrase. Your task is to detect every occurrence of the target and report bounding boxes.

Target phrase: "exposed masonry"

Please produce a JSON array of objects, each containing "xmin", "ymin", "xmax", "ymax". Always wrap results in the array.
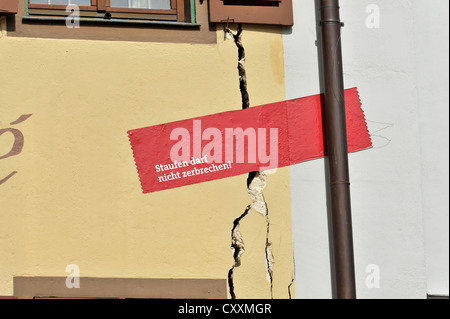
[
  {"xmin": 225, "ymin": 24, "xmax": 274, "ymax": 299},
  {"xmin": 249, "ymin": 171, "xmax": 274, "ymax": 298}
]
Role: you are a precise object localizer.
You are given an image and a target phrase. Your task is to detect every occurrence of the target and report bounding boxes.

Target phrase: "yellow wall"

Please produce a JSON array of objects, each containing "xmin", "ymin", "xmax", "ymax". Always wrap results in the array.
[{"xmin": 0, "ymin": 16, "xmax": 294, "ymax": 299}]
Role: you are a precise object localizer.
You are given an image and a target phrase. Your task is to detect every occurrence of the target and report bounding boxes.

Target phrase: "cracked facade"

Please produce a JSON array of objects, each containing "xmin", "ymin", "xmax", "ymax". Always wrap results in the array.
[
  {"xmin": 0, "ymin": 1, "xmax": 294, "ymax": 299},
  {"xmin": 225, "ymin": 26, "xmax": 277, "ymax": 299}
]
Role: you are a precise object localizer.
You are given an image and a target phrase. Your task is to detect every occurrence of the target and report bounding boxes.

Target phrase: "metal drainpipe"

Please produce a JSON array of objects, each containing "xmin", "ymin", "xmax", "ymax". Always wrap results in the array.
[{"xmin": 319, "ymin": 0, "xmax": 357, "ymax": 299}]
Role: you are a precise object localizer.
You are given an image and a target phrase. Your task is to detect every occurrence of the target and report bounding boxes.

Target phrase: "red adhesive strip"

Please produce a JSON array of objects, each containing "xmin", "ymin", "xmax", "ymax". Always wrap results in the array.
[{"xmin": 128, "ymin": 87, "xmax": 371, "ymax": 194}]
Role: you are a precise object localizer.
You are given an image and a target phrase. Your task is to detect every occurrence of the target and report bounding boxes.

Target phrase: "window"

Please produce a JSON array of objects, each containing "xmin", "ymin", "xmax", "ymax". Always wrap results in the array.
[
  {"xmin": 12, "ymin": 0, "xmax": 214, "ymax": 44},
  {"xmin": 27, "ymin": 0, "xmax": 189, "ymax": 22},
  {"xmin": 208, "ymin": 0, "xmax": 293, "ymax": 26}
]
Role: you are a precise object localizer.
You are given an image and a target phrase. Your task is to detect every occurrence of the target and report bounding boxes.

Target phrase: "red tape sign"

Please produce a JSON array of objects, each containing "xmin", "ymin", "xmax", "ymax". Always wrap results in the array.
[{"xmin": 128, "ymin": 88, "xmax": 372, "ymax": 194}]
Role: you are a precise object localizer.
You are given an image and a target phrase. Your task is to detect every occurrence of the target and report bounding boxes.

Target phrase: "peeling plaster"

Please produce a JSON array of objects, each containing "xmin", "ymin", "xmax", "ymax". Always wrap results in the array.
[
  {"xmin": 249, "ymin": 171, "xmax": 274, "ymax": 297},
  {"xmin": 248, "ymin": 171, "xmax": 268, "ymax": 217}
]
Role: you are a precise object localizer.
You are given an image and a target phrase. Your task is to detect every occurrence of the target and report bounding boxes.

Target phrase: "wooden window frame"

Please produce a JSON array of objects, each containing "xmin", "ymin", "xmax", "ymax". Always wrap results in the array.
[
  {"xmin": 208, "ymin": 0, "xmax": 293, "ymax": 26},
  {"xmin": 27, "ymin": 0, "xmax": 187, "ymax": 22},
  {"xmin": 0, "ymin": 0, "xmax": 19, "ymax": 14}
]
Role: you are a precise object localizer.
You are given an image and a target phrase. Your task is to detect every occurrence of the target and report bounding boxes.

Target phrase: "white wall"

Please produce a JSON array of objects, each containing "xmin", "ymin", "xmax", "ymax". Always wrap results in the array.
[
  {"xmin": 413, "ymin": 0, "xmax": 449, "ymax": 297},
  {"xmin": 284, "ymin": 0, "xmax": 448, "ymax": 299}
]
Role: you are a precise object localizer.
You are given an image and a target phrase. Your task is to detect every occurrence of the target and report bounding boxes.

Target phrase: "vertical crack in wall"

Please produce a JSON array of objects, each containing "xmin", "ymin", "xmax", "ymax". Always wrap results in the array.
[
  {"xmin": 265, "ymin": 219, "xmax": 274, "ymax": 298},
  {"xmin": 225, "ymin": 25, "xmax": 274, "ymax": 299},
  {"xmin": 288, "ymin": 276, "xmax": 295, "ymax": 299},
  {"xmin": 225, "ymin": 24, "xmax": 250, "ymax": 110},
  {"xmin": 228, "ymin": 205, "xmax": 251, "ymax": 299},
  {"xmin": 288, "ymin": 255, "xmax": 296, "ymax": 299}
]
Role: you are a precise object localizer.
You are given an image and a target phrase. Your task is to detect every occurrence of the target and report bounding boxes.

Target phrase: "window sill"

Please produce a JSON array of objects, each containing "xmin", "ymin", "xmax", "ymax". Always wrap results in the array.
[{"xmin": 22, "ymin": 15, "xmax": 201, "ymax": 28}]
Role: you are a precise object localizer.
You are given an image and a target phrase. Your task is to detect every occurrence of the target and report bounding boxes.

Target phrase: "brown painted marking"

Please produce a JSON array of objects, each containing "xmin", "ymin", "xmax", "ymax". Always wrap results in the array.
[
  {"xmin": 0, "ymin": 114, "xmax": 32, "ymax": 185},
  {"xmin": 0, "ymin": 171, "xmax": 18, "ymax": 185}
]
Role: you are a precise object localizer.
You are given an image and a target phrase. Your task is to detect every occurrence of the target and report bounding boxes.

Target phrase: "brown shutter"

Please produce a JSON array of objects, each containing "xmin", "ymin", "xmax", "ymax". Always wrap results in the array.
[
  {"xmin": 0, "ymin": 0, "xmax": 18, "ymax": 14},
  {"xmin": 208, "ymin": 0, "xmax": 293, "ymax": 26}
]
